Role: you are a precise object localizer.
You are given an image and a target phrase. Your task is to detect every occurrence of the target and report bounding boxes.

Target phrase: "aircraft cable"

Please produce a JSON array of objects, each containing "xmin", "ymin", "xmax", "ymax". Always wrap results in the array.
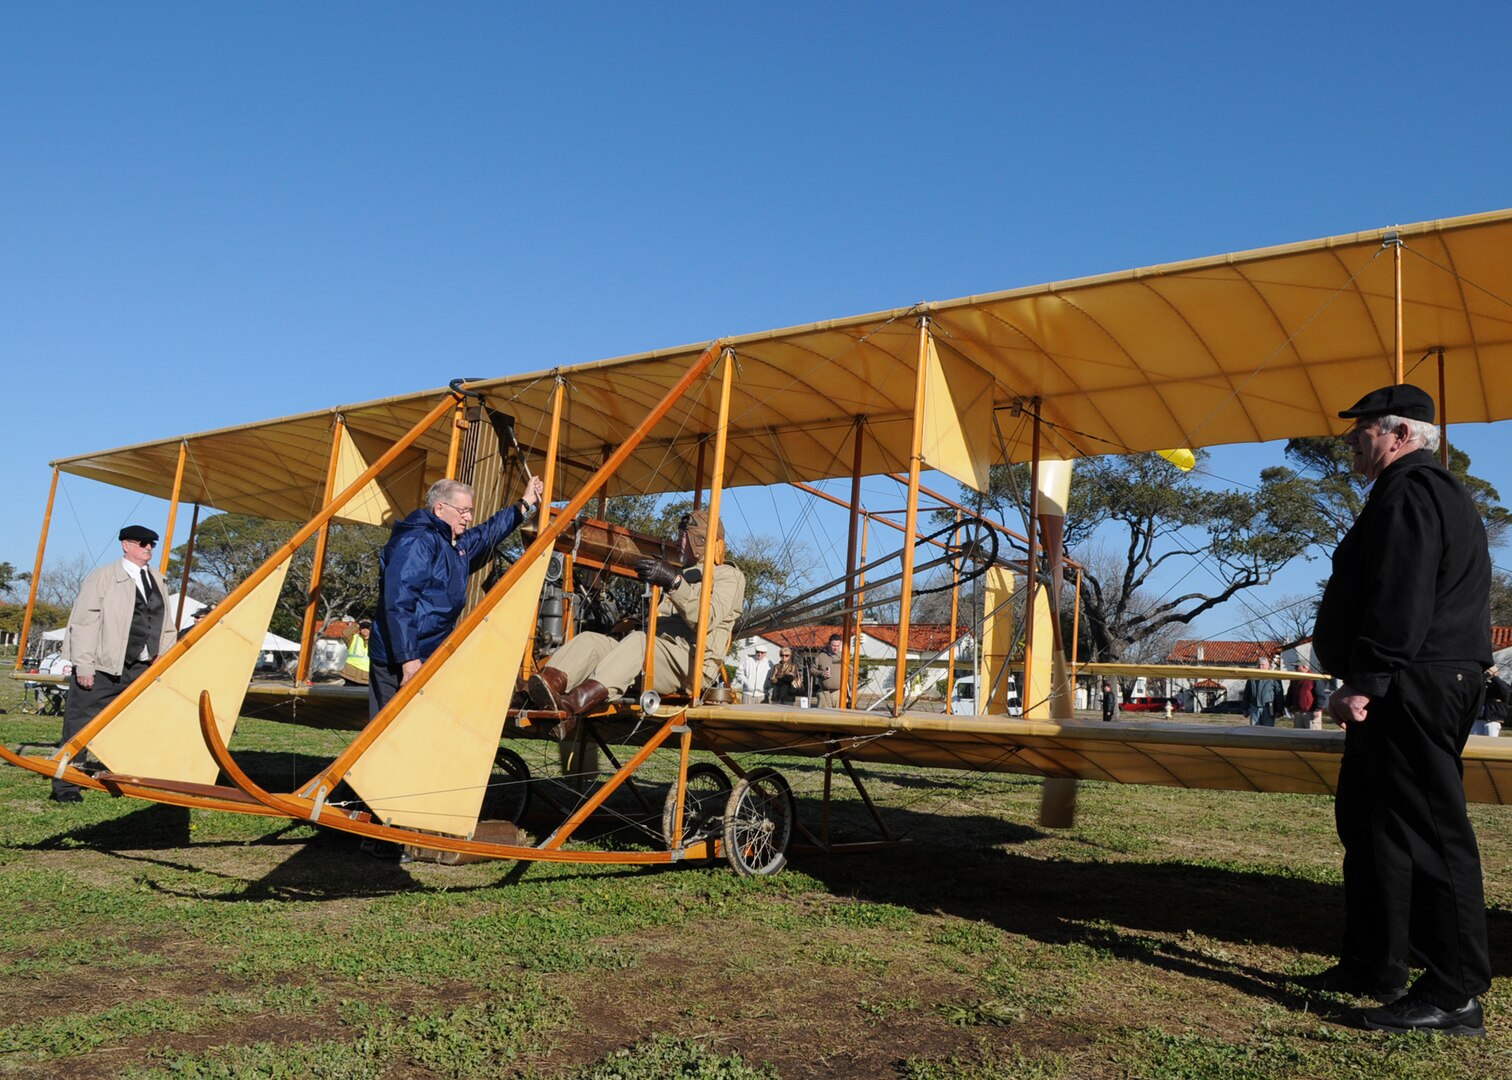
[
  {"xmin": 1402, "ymin": 245, "xmax": 1512, "ymax": 315},
  {"xmin": 52, "ymin": 474, "xmax": 133, "ymax": 571}
]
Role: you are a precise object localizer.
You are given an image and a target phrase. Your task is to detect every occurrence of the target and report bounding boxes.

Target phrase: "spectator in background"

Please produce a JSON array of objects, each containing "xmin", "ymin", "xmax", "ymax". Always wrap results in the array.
[
  {"xmin": 1286, "ymin": 660, "xmax": 1322, "ymax": 730},
  {"xmin": 342, "ymin": 620, "xmax": 372, "ymax": 685},
  {"xmin": 1243, "ymin": 655, "xmax": 1283, "ymax": 726},
  {"xmin": 1473, "ymin": 666, "xmax": 1509, "ymax": 738},
  {"xmin": 736, "ymin": 645, "xmax": 773, "ymax": 704},
  {"xmin": 768, "ymin": 648, "xmax": 801, "ymax": 705}
]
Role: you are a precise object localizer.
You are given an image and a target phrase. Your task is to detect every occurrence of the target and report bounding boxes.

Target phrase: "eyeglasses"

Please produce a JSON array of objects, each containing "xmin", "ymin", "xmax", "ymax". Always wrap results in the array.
[
  {"xmin": 439, "ymin": 501, "xmax": 474, "ymax": 518},
  {"xmin": 129, "ymin": 539, "xmax": 156, "ymax": 548}
]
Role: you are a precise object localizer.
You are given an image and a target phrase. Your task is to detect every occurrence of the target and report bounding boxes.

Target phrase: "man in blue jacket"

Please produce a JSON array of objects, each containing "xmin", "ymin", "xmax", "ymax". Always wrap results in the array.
[{"xmin": 368, "ymin": 475, "xmax": 543, "ymax": 718}]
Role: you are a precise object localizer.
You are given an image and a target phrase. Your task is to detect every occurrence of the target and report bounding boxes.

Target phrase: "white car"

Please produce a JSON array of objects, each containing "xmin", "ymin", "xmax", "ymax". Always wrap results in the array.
[{"xmin": 950, "ymin": 676, "xmax": 1021, "ymax": 716}]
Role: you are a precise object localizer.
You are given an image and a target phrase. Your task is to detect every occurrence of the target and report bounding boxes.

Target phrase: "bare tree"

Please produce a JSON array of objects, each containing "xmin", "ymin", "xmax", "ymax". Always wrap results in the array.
[{"xmin": 35, "ymin": 554, "xmax": 95, "ymax": 607}]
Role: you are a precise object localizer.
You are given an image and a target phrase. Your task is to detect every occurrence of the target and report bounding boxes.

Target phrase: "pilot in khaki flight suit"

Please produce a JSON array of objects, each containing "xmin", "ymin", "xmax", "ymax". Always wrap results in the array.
[{"xmin": 529, "ymin": 510, "xmax": 745, "ymax": 735}]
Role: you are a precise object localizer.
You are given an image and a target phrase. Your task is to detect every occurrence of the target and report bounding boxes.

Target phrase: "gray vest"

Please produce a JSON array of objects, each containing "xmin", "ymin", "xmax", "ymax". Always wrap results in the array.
[{"xmin": 125, "ymin": 575, "xmax": 165, "ymax": 662}]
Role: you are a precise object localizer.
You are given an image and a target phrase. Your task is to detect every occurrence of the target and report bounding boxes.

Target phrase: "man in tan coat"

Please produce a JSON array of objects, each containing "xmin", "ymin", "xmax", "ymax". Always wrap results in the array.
[
  {"xmin": 54, "ymin": 525, "xmax": 177, "ymax": 802},
  {"xmin": 529, "ymin": 510, "xmax": 745, "ymax": 733}
]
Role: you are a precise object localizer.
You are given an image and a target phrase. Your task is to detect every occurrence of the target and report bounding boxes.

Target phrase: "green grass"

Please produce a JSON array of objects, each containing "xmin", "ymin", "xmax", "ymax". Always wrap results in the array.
[{"xmin": 4, "ymin": 680, "xmax": 1512, "ymax": 1078}]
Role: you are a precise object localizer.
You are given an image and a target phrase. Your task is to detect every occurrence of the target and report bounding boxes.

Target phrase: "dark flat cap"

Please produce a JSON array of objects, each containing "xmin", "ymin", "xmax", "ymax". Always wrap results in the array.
[
  {"xmin": 119, "ymin": 525, "xmax": 159, "ymax": 543},
  {"xmin": 1338, "ymin": 384, "xmax": 1435, "ymax": 423}
]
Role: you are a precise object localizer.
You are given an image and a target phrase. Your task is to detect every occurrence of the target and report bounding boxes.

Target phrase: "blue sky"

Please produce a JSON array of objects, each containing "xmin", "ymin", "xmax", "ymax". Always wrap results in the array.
[{"xmin": 4, "ymin": 3, "xmax": 1510, "ymax": 638}]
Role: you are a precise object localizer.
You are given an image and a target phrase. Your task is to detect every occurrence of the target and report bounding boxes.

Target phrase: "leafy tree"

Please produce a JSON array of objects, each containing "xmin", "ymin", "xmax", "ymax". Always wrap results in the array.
[
  {"xmin": 1282, "ymin": 436, "xmax": 1511, "ymax": 548},
  {"xmin": 947, "ymin": 451, "xmax": 1328, "ymax": 662},
  {"xmin": 0, "ymin": 562, "xmax": 22, "ymax": 599},
  {"xmin": 1491, "ymin": 571, "xmax": 1512, "ymax": 628},
  {"xmin": 0, "ymin": 602, "xmax": 69, "ymax": 657},
  {"xmin": 171, "ymin": 513, "xmax": 388, "ymax": 639},
  {"xmin": 732, "ymin": 533, "xmax": 813, "ymax": 616}
]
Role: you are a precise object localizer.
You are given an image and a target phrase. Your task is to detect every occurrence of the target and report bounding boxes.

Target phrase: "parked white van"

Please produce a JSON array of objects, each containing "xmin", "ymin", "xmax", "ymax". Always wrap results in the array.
[{"xmin": 950, "ymin": 676, "xmax": 1021, "ymax": 716}]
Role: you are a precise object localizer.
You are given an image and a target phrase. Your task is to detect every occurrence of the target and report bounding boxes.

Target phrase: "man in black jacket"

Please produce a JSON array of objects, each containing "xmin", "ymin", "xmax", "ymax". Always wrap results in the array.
[{"xmin": 1308, "ymin": 384, "xmax": 1491, "ymax": 1036}]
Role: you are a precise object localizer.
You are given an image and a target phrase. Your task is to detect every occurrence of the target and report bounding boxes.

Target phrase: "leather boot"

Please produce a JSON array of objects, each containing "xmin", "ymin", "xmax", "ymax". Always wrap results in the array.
[
  {"xmin": 553, "ymin": 679, "xmax": 609, "ymax": 740},
  {"xmin": 528, "ymin": 667, "xmax": 569, "ymax": 710}
]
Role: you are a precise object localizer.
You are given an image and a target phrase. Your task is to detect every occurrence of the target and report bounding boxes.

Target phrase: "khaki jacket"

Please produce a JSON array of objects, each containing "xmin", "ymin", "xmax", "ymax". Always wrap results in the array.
[
  {"xmin": 62, "ymin": 561, "xmax": 176, "ymax": 679},
  {"xmin": 659, "ymin": 563, "xmax": 746, "ymax": 686}
]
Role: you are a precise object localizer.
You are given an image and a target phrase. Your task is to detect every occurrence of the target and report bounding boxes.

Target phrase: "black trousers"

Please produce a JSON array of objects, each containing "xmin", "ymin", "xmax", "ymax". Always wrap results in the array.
[
  {"xmin": 367, "ymin": 660, "xmax": 406, "ymax": 720},
  {"xmin": 53, "ymin": 658, "xmax": 151, "ymax": 797},
  {"xmin": 1334, "ymin": 660, "xmax": 1490, "ymax": 1005}
]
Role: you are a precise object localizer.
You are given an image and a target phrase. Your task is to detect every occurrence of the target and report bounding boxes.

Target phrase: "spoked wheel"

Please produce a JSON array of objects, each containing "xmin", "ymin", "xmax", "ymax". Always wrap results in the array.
[
  {"xmin": 910, "ymin": 517, "xmax": 999, "ymax": 595},
  {"xmin": 722, "ymin": 767, "xmax": 794, "ymax": 877},
  {"xmin": 482, "ymin": 746, "xmax": 532, "ymax": 824},
  {"xmin": 662, "ymin": 762, "xmax": 732, "ymax": 855},
  {"xmin": 948, "ymin": 518, "xmax": 998, "ymax": 580}
]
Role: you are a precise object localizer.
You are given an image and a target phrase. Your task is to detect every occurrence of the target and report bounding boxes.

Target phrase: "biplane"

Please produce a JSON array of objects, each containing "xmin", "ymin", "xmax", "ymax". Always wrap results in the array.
[{"xmin": 8, "ymin": 207, "xmax": 1512, "ymax": 875}]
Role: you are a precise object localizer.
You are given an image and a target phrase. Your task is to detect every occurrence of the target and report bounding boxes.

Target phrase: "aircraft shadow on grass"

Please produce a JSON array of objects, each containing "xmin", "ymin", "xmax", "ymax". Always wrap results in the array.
[{"xmin": 17, "ymin": 747, "xmax": 1512, "ymax": 1003}]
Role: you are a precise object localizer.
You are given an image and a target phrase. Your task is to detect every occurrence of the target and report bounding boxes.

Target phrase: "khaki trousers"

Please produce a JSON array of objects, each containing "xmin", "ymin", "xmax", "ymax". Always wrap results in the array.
[{"xmin": 548, "ymin": 630, "xmax": 698, "ymax": 700}]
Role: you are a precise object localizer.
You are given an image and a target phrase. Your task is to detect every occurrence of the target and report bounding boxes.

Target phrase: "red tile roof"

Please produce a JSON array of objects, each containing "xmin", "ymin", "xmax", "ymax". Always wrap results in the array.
[
  {"xmin": 760, "ymin": 625, "xmax": 846, "ymax": 650},
  {"xmin": 1494, "ymin": 626, "xmax": 1512, "ymax": 650},
  {"xmin": 759, "ymin": 623, "xmax": 968, "ymax": 654},
  {"xmin": 1168, "ymin": 640, "xmax": 1281, "ymax": 665},
  {"xmin": 862, "ymin": 624, "xmax": 970, "ymax": 653}
]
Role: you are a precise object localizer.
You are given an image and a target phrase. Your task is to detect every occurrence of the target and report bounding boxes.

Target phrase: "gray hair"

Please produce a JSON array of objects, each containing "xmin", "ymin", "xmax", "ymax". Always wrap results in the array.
[
  {"xmin": 425, "ymin": 479, "xmax": 473, "ymax": 510},
  {"xmin": 1373, "ymin": 414, "xmax": 1441, "ymax": 454}
]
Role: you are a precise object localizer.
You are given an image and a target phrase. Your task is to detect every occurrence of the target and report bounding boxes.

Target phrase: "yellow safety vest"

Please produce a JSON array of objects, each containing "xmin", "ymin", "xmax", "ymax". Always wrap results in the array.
[{"xmin": 346, "ymin": 633, "xmax": 371, "ymax": 672}]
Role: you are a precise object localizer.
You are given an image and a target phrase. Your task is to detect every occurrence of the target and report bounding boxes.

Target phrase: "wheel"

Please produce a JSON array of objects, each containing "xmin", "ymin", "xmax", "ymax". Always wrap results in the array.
[
  {"xmin": 662, "ymin": 762, "xmax": 732, "ymax": 852},
  {"xmin": 722, "ymin": 767, "xmax": 794, "ymax": 877},
  {"xmin": 482, "ymin": 746, "xmax": 532, "ymax": 823},
  {"xmin": 913, "ymin": 517, "xmax": 999, "ymax": 595}
]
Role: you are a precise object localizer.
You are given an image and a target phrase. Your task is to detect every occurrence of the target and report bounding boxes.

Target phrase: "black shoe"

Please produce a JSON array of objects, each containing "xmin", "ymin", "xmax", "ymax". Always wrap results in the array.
[
  {"xmin": 49, "ymin": 789, "xmax": 84, "ymax": 804},
  {"xmin": 1294, "ymin": 964, "xmax": 1407, "ymax": 1004},
  {"xmin": 1362, "ymin": 995, "xmax": 1485, "ymax": 1037}
]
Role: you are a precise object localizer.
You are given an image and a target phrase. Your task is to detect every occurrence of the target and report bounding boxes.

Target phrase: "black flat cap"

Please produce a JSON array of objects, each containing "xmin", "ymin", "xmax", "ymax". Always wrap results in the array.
[
  {"xmin": 118, "ymin": 525, "xmax": 159, "ymax": 543},
  {"xmin": 1339, "ymin": 384, "xmax": 1435, "ymax": 423}
]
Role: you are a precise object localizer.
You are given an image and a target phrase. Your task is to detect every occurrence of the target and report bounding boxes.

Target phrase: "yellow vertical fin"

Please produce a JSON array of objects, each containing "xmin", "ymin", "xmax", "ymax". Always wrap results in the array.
[
  {"xmin": 980, "ymin": 566, "xmax": 1016, "ymax": 714},
  {"xmin": 345, "ymin": 547, "xmax": 553, "ymax": 836},
  {"xmin": 1024, "ymin": 588, "xmax": 1055, "ymax": 720},
  {"xmin": 920, "ymin": 338, "xmax": 995, "ymax": 494},
  {"xmin": 89, "ymin": 559, "xmax": 291, "ymax": 784},
  {"xmin": 331, "ymin": 426, "xmax": 428, "ymax": 526}
]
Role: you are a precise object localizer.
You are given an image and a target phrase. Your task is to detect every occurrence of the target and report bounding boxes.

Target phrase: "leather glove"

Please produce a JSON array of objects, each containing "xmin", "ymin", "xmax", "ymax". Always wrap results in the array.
[{"xmin": 633, "ymin": 557, "xmax": 681, "ymax": 590}]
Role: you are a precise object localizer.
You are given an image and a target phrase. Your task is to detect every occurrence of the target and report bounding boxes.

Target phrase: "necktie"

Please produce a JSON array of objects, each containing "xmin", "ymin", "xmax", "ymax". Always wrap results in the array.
[{"xmin": 141, "ymin": 571, "xmax": 156, "ymax": 601}]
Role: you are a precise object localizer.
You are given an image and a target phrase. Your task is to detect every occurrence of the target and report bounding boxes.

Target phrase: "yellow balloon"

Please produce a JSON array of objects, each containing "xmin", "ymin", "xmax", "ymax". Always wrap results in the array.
[{"xmin": 1156, "ymin": 448, "xmax": 1196, "ymax": 471}]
